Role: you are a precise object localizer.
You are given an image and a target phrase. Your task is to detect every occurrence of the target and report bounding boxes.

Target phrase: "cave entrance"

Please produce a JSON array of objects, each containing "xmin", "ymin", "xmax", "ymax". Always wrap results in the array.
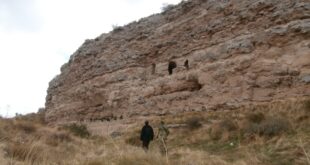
[
  {"xmin": 151, "ymin": 63, "xmax": 156, "ymax": 74},
  {"xmin": 168, "ymin": 61, "xmax": 177, "ymax": 75},
  {"xmin": 184, "ymin": 59, "xmax": 189, "ymax": 70}
]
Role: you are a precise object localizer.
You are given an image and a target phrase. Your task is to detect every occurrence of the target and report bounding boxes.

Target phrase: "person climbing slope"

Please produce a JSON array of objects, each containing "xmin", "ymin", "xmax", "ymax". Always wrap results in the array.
[
  {"xmin": 140, "ymin": 121, "xmax": 154, "ymax": 151},
  {"xmin": 157, "ymin": 121, "xmax": 169, "ymax": 155}
]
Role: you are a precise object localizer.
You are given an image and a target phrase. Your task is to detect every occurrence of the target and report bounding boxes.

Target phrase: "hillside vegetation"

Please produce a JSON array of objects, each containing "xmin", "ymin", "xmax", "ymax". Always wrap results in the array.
[{"xmin": 0, "ymin": 98, "xmax": 309, "ymax": 165}]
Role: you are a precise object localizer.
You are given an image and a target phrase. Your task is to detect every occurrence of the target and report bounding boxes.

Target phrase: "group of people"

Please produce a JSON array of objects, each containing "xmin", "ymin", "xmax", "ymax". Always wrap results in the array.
[{"xmin": 140, "ymin": 121, "xmax": 169, "ymax": 154}]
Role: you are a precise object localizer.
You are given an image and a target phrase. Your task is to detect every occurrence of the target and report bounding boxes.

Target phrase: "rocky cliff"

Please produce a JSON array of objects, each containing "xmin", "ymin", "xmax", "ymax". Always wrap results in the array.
[{"xmin": 45, "ymin": 0, "xmax": 310, "ymax": 123}]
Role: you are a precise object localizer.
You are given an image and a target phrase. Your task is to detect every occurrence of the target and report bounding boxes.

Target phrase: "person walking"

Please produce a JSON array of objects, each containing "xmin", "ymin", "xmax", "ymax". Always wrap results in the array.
[
  {"xmin": 140, "ymin": 121, "xmax": 154, "ymax": 151},
  {"xmin": 157, "ymin": 121, "xmax": 169, "ymax": 156}
]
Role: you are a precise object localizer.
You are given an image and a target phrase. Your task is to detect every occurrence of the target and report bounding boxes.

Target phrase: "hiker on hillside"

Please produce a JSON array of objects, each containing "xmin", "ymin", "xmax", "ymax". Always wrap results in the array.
[
  {"xmin": 140, "ymin": 121, "xmax": 154, "ymax": 151},
  {"xmin": 157, "ymin": 121, "xmax": 169, "ymax": 155}
]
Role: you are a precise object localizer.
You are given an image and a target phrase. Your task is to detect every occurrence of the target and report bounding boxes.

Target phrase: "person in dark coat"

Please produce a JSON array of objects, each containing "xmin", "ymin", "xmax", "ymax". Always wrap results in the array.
[{"xmin": 140, "ymin": 121, "xmax": 154, "ymax": 151}]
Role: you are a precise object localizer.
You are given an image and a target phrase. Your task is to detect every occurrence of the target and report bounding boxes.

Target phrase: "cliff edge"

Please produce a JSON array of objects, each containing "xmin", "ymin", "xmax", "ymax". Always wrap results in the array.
[{"xmin": 45, "ymin": 0, "xmax": 310, "ymax": 123}]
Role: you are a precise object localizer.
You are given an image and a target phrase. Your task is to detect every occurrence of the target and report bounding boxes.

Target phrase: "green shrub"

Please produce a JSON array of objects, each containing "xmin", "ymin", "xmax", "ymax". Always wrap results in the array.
[{"xmin": 64, "ymin": 123, "xmax": 90, "ymax": 138}]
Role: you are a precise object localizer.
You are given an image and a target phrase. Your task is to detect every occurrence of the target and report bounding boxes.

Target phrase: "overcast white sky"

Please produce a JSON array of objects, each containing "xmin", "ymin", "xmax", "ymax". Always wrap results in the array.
[{"xmin": 0, "ymin": 0, "xmax": 181, "ymax": 117}]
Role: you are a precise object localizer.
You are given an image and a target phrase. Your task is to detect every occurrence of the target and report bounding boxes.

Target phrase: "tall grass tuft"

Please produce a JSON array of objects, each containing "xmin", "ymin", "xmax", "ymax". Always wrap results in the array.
[
  {"xmin": 4, "ymin": 142, "xmax": 43, "ymax": 163},
  {"xmin": 15, "ymin": 121, "xmax": 37, "ymax": 133},
  {"xmin": 63, "ymin": 123, "xmax": 90, "ymax": 138}
]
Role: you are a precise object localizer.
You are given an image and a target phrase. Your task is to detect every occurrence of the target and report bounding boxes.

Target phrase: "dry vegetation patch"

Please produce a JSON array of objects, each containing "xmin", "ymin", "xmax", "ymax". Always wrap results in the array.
[
  {"xmin": 45, "ymin": 131, "xmax": 72, "ymax": 147},
  {"xmin": 186, "ymin": 117, "xmax": 203, "ymax": 130},
  {"xmin": 61, "ymin": 123, "xmax": 90, "ymax": 138},
  {"xmin": 4, "ymin": 142, "xmax": 44, "ymax": 163},
  {"xmin": 0, "ymin": 98, "xmax": 309, "ymax": 165}
]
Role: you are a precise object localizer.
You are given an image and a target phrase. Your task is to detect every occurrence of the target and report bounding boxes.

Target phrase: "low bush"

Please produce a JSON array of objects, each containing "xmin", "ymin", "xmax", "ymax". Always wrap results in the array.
[
  {"xmin": 219, "ymin": 119, "xmax": 238, "ymax": 131},
  {"xmin": 186, "ymin": 117, "xmax": 202, "ymax": 130},
  {"xmin": 243, "ymin": 116, "xmax": 291, "ymax": 137},
  {"xmin": 243, "ymin": 122, "xmax": 260, "ymax": 136},
  {"xmin": 258, "ymin": 117, "xmax": 291, "ymax": 137},
  {"xmin": 209, "ymin": 119, "xmax": 238, "ymax": 141},
  {"xmin": 46, "ymin": 132, "xmax": 72, "ymax": 146},
  {"xmin": 64, "ymin": 123, "xmax": 90, "ymax": 138},
  {"xmin": 246, "ymin": 112, "xmax": 265, "ymax": 123}
]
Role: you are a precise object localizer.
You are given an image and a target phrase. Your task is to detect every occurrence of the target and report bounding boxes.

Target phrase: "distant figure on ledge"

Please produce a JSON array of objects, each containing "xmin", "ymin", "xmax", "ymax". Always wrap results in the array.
[{"xmin": 140, "ymin": 121, "xmax": 154, "ymax": 151}]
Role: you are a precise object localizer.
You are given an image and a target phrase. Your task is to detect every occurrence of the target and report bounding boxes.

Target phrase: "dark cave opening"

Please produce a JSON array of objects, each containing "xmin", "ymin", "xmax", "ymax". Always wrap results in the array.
[{"xmin": 168, "ymin": 61, "xmax": 177, "ymax": 75}]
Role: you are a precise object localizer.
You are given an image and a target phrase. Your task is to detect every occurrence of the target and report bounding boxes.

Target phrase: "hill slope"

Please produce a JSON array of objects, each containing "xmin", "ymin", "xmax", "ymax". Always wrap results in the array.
[{"xmin": 1, "ymin": 99, "xmax": 310, "ymax": 164}]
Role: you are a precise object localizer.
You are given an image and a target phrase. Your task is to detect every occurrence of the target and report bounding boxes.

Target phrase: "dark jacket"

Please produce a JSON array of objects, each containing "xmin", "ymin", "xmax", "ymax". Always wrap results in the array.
[{"xmin": 140, "ymin": 124, "xmax": 154, "ymax": 142}]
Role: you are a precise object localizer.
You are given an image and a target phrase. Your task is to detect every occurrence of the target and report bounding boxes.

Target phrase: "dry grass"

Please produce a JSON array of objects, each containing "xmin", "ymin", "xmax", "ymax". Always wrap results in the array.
[
  {"xmin": 124, "ymin": 129, "xmax": 141, "ymax": 147},
  {"xmin": 0, "ymin": 98, "xmax": 309, "ymax": 165},
  {"xmin": 45, "ymin": 131, "xmax": 72, "ymax": 147},
  {"xmin": 62, "ymin": 123, "xmax": 90, "ymax": 138},
  {"xmin": 246, "ymin": 112, "xmax": 265, "ymax": 123},
  {"xmin": 15, "ymin": 121, "xmax": 37, "ymax": 133},
  {"xmin": 4, "ymin": 141, "xmax": 44, "ymax": 163}
]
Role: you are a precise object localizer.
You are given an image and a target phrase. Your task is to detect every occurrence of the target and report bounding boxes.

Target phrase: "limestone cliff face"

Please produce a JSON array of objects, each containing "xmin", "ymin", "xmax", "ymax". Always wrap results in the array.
[{"xmin": 45, "ymin": 0, "xmax": 310, "ymax": 123}]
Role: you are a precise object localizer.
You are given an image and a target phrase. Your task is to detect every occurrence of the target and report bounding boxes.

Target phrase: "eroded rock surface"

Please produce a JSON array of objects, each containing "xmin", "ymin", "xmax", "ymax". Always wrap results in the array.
[{"xmin": 45, "ymin": 0, "xmax": 310, "ymax": 123}]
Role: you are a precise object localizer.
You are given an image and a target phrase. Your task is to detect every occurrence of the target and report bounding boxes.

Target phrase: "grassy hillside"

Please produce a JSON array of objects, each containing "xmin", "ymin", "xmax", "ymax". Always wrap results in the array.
[{"xmin": 0, "ymin": 98, "xmax": 309, "ymax": 165}]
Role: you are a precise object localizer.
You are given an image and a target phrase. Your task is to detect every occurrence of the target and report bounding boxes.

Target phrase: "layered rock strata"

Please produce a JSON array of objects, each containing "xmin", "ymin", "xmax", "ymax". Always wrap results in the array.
[{"xmin": 45, "ymin": 0, "xmax": 310, "ymax": 123}]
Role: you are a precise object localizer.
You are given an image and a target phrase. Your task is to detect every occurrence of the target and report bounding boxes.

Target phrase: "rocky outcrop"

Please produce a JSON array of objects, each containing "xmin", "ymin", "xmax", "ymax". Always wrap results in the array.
[{"xmin": 45, "ymin": 0, "xmax": 310, "ymax": 123}]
